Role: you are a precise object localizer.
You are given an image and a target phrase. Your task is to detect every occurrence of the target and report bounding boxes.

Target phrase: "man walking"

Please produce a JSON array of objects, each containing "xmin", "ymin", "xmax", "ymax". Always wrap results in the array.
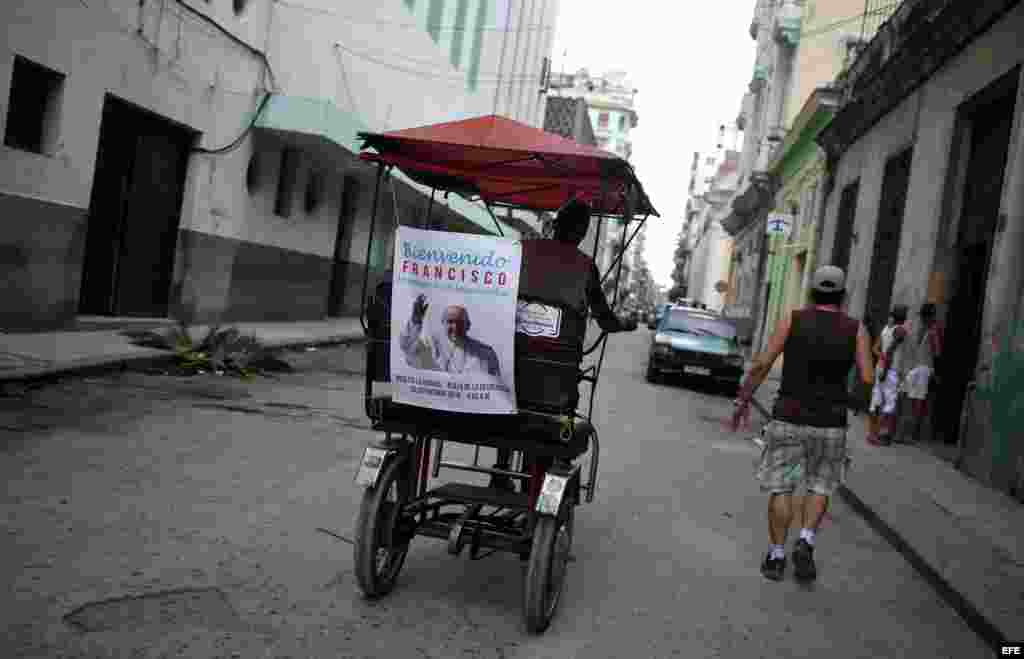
[
  {"xmin": 867, "ymin": 305, "xmax": 910, "ymax": 445},
  {"xmin": 730, "ymin": 266, "xmax": 874, "ymax": 582}
]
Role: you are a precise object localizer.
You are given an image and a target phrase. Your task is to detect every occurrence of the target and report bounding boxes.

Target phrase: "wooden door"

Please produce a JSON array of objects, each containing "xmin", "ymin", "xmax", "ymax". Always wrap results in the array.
[
  {"xmin": 937, "ymin": 93, "xmax": 1016, "ymax": 445},
  {"xmin": 863, "ymin": 147, "xmax": 913, "ymax": 333}
]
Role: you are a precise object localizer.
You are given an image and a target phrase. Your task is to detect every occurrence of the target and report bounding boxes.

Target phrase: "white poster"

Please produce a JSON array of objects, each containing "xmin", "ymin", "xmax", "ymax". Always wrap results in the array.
[{"xmin": 390, "ymin": 226, "xmax": 521, "ymax": 414}]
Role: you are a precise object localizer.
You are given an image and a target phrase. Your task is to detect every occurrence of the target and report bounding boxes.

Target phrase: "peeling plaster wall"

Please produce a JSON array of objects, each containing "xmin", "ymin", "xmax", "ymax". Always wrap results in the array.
[{"xmin": 818, "ymin": 5, "xmax": 1024, "ymax": 491}]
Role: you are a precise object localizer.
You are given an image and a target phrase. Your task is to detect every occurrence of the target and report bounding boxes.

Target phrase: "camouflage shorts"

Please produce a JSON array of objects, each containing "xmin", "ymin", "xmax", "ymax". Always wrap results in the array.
[{"xmin": 755, "ymin": 420, "xmax": 850, "ymax": 496}]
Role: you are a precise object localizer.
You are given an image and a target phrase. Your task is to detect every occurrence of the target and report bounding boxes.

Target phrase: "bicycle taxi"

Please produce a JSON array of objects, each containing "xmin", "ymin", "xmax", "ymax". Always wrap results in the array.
[{"xmin": 350, "ymin": 115, "xmax": 657, "ymax": 632}]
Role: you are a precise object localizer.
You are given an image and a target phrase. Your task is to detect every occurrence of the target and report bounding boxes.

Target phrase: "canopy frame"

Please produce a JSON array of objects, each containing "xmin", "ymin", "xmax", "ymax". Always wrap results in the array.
[{"xmin": 356, "ymin": 115, "xmax": 660, "ymax": 419}]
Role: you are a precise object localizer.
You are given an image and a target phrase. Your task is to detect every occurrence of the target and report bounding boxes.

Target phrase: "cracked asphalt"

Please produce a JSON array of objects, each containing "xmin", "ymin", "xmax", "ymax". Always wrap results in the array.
[{"xmin": 1, "ymin": 334, "xmax": 989, "ymax": 657}]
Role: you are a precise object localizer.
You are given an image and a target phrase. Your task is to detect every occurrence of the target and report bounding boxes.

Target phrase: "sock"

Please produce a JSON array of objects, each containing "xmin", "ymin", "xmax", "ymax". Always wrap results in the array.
[
  {"xmin": 769, "ymin": 544, "xmax": 785, "ymax": 560},
  {"xmin": 799, "ymin": 528, "xmax": 816, "ymax": 546}
]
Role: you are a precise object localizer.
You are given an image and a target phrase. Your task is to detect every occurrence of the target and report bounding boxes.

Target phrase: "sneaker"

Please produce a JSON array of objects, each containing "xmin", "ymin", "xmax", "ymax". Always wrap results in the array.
[
  {"xmin": 792, "ymin": 539, "xmax": 817, "ymax": 581},
  {"xmin": 760, "ymin": 553, "xmax": 786, "ymax": 581}
]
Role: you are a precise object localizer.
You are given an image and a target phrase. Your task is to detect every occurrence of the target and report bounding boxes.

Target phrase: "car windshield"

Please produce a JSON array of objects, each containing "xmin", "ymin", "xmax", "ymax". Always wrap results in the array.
[{"xmin": 660, "ymin": 311, "xmax": 736, "ymax": 340}]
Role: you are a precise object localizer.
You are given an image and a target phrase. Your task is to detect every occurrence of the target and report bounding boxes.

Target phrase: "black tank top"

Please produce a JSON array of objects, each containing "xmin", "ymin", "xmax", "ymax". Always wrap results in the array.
[{"xmin": 773, "ymin": 308, "xmax": 859, "ymax": 428}]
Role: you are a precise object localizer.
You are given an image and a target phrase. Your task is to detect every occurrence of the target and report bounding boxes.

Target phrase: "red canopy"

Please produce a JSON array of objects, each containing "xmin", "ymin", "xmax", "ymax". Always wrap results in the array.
[{"xmin": 357, "ymin": 114, "xmax": 657, "ymax": 218}]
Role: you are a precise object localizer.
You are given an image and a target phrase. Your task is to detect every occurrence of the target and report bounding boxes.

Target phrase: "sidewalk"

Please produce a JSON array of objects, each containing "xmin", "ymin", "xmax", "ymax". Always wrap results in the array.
[
  {"xmin": 0, "ymin": 317, "xmax": 366, "ymax": 382},
  {"xmin": 840, "ymin": 414, "xmax": 1023, "ymax": 648},
  {"xmin": 754, "ymin": 375, "xmax": 1022, "ymax": 649}
]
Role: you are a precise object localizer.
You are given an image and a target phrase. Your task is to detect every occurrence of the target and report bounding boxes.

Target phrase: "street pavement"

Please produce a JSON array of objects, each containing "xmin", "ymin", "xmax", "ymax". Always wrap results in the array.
[{"xmin": 0, "ymin": 332, "xmax": 991, "ymax": 658}]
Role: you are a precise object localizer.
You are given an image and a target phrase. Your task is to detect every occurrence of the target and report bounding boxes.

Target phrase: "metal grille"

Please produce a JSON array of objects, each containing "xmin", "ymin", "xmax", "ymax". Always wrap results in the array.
[{"xmin": 673, "ymin": 349, "xmax": 720, "ymax": 367}]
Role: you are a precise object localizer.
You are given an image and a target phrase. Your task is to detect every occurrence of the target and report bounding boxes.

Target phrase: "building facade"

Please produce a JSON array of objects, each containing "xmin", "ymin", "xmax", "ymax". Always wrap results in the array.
[
  {"xmin": 687, "ymin": 150, "xmax": 740, "ymax": 313},
  {"xmin": 757, "ymin": 93, "xmax": 842, "ymax": 354},
  {"xmin": 1, "ymin": 0, "xmax": 559, "ymax": 330},
  {"xmin": 816, "ymin": 0, "xmax": 1024, "ymax": 496},
  {"xmin": 723, "ymin": 0, "xmax": 898, "ymax": 350},
  {"xmin": 549, "ymin": 68, "xmax": 642, "ymax": 303},
  {"xmin": 541, "ymin": 94, "xmax": 608, "ymax": 267}
]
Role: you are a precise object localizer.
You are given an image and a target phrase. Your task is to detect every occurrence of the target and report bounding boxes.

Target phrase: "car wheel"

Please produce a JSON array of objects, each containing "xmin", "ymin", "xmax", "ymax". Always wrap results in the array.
[{"xmin": 645, "ymin": 363, "xmax": 660, "ymax": 383}]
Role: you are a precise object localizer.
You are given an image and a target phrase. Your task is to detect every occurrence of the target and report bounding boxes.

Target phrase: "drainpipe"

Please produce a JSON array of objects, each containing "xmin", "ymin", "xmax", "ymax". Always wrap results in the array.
[
  {"xmin": 753, "ymin": 228, "xmax": 770, "ymax": 353},
  {"xmin": 750, "ymin": 176, "xmax": 776, "ymax": 354}
]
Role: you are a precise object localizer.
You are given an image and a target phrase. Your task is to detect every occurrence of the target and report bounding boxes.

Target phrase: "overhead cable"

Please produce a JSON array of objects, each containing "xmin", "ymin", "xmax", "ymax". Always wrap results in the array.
[
  {"xmin": 171, "ymin": 0, "xmax": 277, "ymax": 154},
  {"xmin": 335, "ymin": 42, "xmax": 543, "ymax": 85},
  {"xmin": 274, "ymin": 0, "xmax": 555, "ymax": 33}
]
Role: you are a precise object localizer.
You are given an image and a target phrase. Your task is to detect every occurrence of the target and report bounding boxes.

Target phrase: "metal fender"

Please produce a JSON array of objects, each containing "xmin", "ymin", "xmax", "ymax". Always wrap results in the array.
[
  {"xmin": 535, "ymin": 465, "xmax": 580, "ymax": 516},
  {"xmin": 353, "ymin": 446, "xmax": 395, "ymax": 489}
]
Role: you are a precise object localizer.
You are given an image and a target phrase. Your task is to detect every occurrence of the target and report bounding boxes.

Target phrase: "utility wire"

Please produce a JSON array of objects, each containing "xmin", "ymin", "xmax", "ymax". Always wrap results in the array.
[
  {"xmin": 173, "ymin": 0, "xmax": 278, "ymax": 90},
  {"xmin": 170, "ymin": 0, "xmax": 277, "ymax": 154},
  {"xmin": 193, "ymin": 92, "xmax": 272, "ymax": 155},
  {"xmin": 333, "ymin": 40, "xmax": 547, "ymax": 80},
  {"xmin": 274, "ymin": 0, "xmax": 555, "ymax": 33},
  {"xmin": 799, "ymin": 6, "xmax": 898, "ymax": 39},
  {"xmin": 334, "ymin": 42, "xmax": 543, "ymax": 85},
  {"xmin": 339, "ymin": 40, "xmax": 546, "ymax": 78},
  {"xmin": 334, "ymin": 47, "xmax": 362, "ymax": 123}
]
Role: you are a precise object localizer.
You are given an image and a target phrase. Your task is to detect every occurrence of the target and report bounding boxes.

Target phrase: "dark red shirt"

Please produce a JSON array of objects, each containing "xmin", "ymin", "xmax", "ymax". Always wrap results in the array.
[{"xmin": 519, "ymin": 240, "xmax": 622, "ymax": 332}]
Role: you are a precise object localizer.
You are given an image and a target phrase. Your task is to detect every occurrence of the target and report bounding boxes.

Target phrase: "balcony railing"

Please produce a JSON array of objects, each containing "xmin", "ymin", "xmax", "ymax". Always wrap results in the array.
[{"xmin": 820, "ymin": 0, "xmax": 1020, "ymax": 165}]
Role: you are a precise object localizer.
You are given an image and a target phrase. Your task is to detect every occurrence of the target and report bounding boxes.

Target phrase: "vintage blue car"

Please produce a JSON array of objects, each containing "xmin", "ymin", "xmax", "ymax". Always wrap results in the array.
[{"xmin": 646, "ymin": 307, "xmax": 745, "ymax": 393}]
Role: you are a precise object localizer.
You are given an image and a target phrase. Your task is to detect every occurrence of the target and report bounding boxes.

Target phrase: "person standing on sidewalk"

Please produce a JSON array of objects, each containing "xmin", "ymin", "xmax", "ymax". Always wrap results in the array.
[
  {"xmin": 898, "ymin": 303, "xmax": 942, "ymax": 444},
  {"xmin": 730, "ymin": 266, "xmax": 874, "ymax": 582},
  {"xmin": 867, "ymin": 305, "xmax": 910, "ymax": 445}
]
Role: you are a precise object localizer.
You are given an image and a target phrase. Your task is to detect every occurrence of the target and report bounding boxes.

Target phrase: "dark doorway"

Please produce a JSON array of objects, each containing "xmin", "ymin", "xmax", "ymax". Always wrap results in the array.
[
  {"xmin": 327, "ymin": 175, "xmax": 359, "ymax": 317},
  {"xmin": 832, "ymin": 179, "xmax": 859, "ymax": 275},
  {"xmin": 863, "ymin": 147, "xmax": 913, "ymax": 333},
  {"xmin": 79, "ymin": 95, "xmax": 193, "ymax": 317},
  {"xmin": 936, "ymin": 73, "xmax": 1018, "ymax": 446}
]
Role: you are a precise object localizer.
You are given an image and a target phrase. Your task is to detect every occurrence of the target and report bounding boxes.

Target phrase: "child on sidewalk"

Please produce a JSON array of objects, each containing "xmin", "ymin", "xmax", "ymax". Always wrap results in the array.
[
  {"xmin": 867, "ymin": 305, "xmax": 910, "ymax": 446},
  {"xmin": 898, "ymin": 303, "xmax": 942, "ymax": 444}
]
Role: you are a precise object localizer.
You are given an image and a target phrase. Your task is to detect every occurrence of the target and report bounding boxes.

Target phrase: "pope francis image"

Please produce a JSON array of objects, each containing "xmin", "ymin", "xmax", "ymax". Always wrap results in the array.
[{"xmin": 399, "ymin": 294, "xmax": 501, "ymax": 377}]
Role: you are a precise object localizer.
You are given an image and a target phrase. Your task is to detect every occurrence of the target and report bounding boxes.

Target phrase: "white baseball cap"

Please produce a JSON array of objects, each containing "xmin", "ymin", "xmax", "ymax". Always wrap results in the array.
[{"xmin": 811, "ymin": 265, "xmax": 846, "ymax": 293}]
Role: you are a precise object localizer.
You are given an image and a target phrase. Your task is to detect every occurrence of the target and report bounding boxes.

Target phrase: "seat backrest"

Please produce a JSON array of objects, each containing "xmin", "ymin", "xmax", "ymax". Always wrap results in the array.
[
  {"xmin": 513, "ymin": 296, "xmax": 586, "ymax": 414},
  {"xmin": 366, "ymin": 280, "xmax": 392, "ymax": 383}
]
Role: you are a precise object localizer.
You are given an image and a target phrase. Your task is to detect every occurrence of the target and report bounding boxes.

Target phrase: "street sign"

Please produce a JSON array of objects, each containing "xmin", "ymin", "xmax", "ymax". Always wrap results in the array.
[{"xmin": 766, "ymin": 213, "xmax": 794, "ymax": 236}]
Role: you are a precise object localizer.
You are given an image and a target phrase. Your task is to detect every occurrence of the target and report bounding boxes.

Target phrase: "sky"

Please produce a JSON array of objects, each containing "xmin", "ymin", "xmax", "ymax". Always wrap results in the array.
[{"xmin": 551, "ymin": 1, "xmax": 756, "ymax": 288}]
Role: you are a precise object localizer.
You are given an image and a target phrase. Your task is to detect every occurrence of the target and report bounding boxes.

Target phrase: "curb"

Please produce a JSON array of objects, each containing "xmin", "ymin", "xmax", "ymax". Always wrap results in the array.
[
  {"xmin": 0, "ymin": 354, "xmax": 177, "ymax": 388},
  {"xmin": 265, "ymin": 334, "xmax": 367, "ymax": 352},
  {"xmin": 0, "ymin": 333, "xmax": 367, "ymax": 387},
  {"xmin": 836, "ymin": 484, "xmax": 1007, "ymax": 654}
]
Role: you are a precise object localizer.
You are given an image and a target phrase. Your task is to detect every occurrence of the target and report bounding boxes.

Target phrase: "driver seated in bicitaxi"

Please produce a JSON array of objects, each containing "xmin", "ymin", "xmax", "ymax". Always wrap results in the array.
[{"xmin": 489, "ymin": 198, "xmax": 627, "ymax": 491}]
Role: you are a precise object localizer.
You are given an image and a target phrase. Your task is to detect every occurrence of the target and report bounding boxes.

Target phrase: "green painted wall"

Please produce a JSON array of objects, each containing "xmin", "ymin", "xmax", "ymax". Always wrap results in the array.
[
  {"xmin": 765, "ymin": 233, "xmax": 787, "ymax": 332},
  {"xmin": 775, "ymin": 109, "xmax": 834, "ymax": 183},
  {"xmin": 401, "ymin": 0, "xmax": 488, "ymax": 92},
  {"xmin": 761, "ymin": 106, "xmax": 835, "ymax": 339},
  {"xmin": 426, "ymin": 0, "xmax": 444, "ymax": 42},
  {"xmin": 450, "ymin": 0, "xmax": 470, "ymax": 69},
  {"xmin": 976, "ymin": 317, "xmax": 1024, "ymax": 489},
  {"xmin": 466, "ymin": 0, "xmax": 488, "ymax": 91}
]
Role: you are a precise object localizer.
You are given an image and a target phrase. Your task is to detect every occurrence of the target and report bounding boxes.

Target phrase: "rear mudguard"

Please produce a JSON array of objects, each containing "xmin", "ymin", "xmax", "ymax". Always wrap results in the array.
[
  {"xmin": 535, "ymin": 463, "xmax": 581, "ymax": 518},
  {"xmin": 353, "ymin": 438, "xmax": 408, "ymax": 489}
]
